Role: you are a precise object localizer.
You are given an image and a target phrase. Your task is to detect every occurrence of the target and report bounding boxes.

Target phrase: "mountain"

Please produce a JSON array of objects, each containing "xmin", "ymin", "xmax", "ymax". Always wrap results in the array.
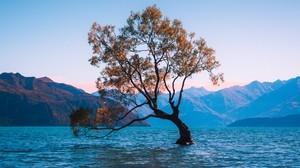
[
  {"xmin": 0, "ymin": 72, "xmax": 148, "ymax": 126},
  {"xmin": 95, "ymin": 76, "xmax": 299, "ymax": 127},
  {"xmin": 227, "ymin": 114, "xmax": 300, "ymax": 127},
  {"xmin": 107, "ymin": 77, "xmax": 295, "ymax": 127},
  {"xmin": 13, "ymin": 71, "xmax": 298, "ymax": 127},
  {"xmin": 147, "ymin": 79, "xmax": 287, "ymax": 127},
  {"xmin": 181, "ymin": 87, "xmax": 212, "ymax": 98},
  {"xmin": 200, "ymin": 80, "xmax": 286, "ymax": 115},
  {"xmin": 229, "ymin": 77, "xmax": 300, "ymax": 120},
  {"xmin": 96, "ymin": 77, "xmax": 298, "ymax": 127}
]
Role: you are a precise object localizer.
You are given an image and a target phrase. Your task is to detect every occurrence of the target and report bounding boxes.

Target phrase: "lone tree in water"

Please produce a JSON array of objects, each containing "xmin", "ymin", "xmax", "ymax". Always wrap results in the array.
[{"xmin": 73, "ymin": 6, "xmax": 223, "ymax": 145}]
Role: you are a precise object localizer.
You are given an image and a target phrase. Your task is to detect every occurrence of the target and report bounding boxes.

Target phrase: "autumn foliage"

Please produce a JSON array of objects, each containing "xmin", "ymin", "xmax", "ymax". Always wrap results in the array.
[{"xmin": 74, "ymin": 6, "xmax": 223, "ymax": 145}]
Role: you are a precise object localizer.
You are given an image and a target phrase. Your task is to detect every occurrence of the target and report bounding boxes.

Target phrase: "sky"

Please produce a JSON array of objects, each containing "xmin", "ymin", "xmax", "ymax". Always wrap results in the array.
[{"xmin": 0, "ymin": 0, "xmax": 299, "ymax": 93}]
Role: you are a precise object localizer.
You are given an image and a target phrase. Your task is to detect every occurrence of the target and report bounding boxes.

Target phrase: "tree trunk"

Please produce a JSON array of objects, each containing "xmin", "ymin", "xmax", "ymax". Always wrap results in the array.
[{"xmin": 171, "ymin": 116, "xmax": 194, "ymax": 145}]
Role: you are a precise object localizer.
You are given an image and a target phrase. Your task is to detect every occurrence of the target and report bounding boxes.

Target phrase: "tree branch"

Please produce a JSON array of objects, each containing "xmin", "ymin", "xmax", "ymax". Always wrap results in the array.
[
  {"xmin": 171, "ymin": 75, "xmax": 179, "ymax": 100},
  {"xmin": 175, "ymin": 73, "xmax": 191, "ymax": 110},
  {"xmin": 125, "ymin": 60, "xmax": 154, "ymax": 108},
  {"xmin": 128, "ymin": 74, "xmax": 154, "ymax": 109},
  {"xmin": 113, "ymin": 114, "xmax": 156, "ymax": 131},
  {"xmin": 114, "ymin": 102, "xmax": 149, "ymax": 126},
  {"xmin": 163, "ymin": 59, "xmax": 172, "ymax": 99}
]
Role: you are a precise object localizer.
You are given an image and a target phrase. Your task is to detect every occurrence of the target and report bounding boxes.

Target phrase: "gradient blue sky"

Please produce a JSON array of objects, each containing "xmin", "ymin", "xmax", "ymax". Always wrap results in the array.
[{"xmin": 1, "ymin": 0, "xmax": 299, "ymax": 93}]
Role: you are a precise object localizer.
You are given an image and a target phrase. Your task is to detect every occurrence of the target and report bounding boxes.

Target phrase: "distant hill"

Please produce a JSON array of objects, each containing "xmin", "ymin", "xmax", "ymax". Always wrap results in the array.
[
  {"xmin": 0, "ymin": 72, "xmax": 148, "ymax": 126},
  {"xmin": 2, "ymin": 72, "xmax": 299, "ymax": 127},
  {"xmin": 228, "ymin": 77, "xmax": 300, "ymax": 120},
  {"xmin": 99, "ymin": 76, "xmax": 298, "ymax": 127},
  {"xmin": 227, "ymin": 114, "xmax": 300, "ymax": 127},
  {"xmin": 200, "ymin": 80, "xmax": 286, "ymax": 115},
  {"xmin": 145, "ymin": 79, "xmax": 290, "ymax": 127}
]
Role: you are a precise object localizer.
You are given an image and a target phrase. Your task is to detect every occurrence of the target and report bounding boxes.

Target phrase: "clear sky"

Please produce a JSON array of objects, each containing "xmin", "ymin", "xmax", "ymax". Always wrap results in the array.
[{"xmin": 1, "ymin": 0, "xmax": 299, "ymax": 93}]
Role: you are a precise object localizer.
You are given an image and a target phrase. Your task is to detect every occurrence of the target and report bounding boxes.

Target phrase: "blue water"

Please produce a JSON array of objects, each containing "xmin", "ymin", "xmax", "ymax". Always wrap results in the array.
[{"xmin": 1, "ymin": 127, "xmax": 300, "ymax": 167}]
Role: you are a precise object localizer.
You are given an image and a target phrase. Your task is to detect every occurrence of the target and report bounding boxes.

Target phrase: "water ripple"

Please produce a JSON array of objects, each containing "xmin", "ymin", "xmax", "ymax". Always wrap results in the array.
[{"xmin": 0, "ymin": 127, "xmax": 300, "ymax": 167}]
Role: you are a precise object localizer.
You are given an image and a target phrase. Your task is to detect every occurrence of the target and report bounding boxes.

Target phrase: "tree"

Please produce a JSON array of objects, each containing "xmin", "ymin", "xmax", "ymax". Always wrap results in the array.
[
  {"xmin": 76, "ymin": 6, "xmax": 223, "ymax": 145},
  {"xmin": 70, "ymin": 108, "xmax": 91, "ymax": 136}
]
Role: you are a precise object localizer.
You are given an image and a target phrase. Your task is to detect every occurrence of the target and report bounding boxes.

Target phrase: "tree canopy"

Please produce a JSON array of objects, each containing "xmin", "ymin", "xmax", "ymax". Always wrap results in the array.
[{"xmin": 71, "ymin": 6, "xmax": 223, "ymax": 145}]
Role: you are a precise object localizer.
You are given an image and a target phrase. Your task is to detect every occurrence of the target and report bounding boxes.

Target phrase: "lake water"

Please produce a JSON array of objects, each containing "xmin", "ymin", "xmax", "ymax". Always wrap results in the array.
[{"xmin": 1, "ymin": 127, "xmax": 300, "ymax": 167}]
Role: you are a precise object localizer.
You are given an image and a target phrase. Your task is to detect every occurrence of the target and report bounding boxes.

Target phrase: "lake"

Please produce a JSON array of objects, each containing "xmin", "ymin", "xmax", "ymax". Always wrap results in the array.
[{"xmin": 1, "ymin": 127, "xmax": 300, "ymax": 167}]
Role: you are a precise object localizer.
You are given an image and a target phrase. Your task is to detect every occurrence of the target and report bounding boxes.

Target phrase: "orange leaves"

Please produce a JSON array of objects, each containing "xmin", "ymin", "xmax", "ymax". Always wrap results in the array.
[
  {"xmin": 93, "ymin": 98, "xmax": 129, "ymax": 127},
  {"xmin": 94, "ymin": 106, "xmax": 114, "ymax": 127},
  {"xmin": 141, "ymin": 6, "xmax": 162, "ymax": 26},
  {"xmin": 105, "ymin": 66, "xmax": 123, "ymax": 76},
  {"xmin": 156, "ymin": 18, "xmax": 171, "ymax": 35},
  {"xmin": 210, "ymin": 72, "xmax": 225, "ymax": 86},
  {"xmin": 88, "ymin": 5, "xmax": 223, "ymax": 105},
  {"xmin": 88, "ymin": 55, "xmax": 99, "ymax": 66}
]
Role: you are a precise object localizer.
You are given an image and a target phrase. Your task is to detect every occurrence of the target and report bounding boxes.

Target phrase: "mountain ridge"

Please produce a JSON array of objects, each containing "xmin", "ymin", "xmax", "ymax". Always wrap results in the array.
[
  {"xmin": 143, "ymin": 77, "xmax": 298, "ymax": 127},
  {"xmin": 0, "ymin": 72, "xmax": 148, "ymax": 126},
  {"xmin": 1, "ymin": 72, "xmax": 299, "ymax": 127},
  {"xmin": 229, "ymin": 77, "xmax": 300, "ymax": 120}
]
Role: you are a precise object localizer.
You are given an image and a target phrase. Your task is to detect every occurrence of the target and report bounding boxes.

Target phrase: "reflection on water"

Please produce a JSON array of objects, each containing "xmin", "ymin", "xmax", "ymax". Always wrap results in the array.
[{"xmin": 1, "ymin": 127, "xmax": 300, "ymax": 167}]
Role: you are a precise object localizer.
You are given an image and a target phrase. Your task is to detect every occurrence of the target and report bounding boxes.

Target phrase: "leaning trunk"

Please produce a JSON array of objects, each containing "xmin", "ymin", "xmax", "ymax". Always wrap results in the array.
[{"xmin": 171, "ymin": 116, "xmax": 194, "ymax": 145}]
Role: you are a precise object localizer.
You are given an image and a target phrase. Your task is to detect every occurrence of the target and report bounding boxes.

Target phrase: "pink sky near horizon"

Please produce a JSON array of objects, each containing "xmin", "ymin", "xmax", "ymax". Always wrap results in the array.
[{"xmin": 64, "ymin": 79, "xmax": 249, "ymax": 94}]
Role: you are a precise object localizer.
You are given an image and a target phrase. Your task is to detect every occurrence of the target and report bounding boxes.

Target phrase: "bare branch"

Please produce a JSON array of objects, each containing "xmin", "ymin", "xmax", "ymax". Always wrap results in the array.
[
  {"xmin": 163, "ymin": 58, "xmax": 172, "ymax": 99},
  {"xmin": 171, "ymin": 75, "xmax": 179, "ymax": 100},
  {"xmin": 113, "ymin": 114, "xmax": 157, "ymax": 131},
  {"xmin": 89, "ymin": 114, "xmax": 161, "ymax": 138},
  {"xmin": 114, "ymin": 102, "xmax": 149, "ymax": 126},
  {"xmin": 175, "ymin": 74, "xmax": 191, "ymax": 110},
  {"xmin": 125, "ymin": 60, "xmax": 154, "ymax": 107}
]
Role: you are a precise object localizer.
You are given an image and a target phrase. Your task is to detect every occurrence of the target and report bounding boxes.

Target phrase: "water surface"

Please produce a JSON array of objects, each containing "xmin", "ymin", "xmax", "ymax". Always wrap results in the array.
[{"xmin": 1, "ymin": 127, "xmax": 299, "ymax": 167}]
